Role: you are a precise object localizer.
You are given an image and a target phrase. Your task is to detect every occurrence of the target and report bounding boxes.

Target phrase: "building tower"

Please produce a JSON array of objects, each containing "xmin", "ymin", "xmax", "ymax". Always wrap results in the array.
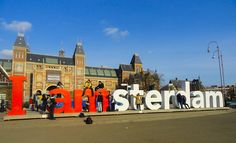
[
  {"xmin": 73, "ymin": 42, "xmax": 85, "ymax": 89},
  {"xmin": 59, "ymin": 48, "xmax": 65, "ymax": 57},
  {"xmin": 12, "ymin": 33, "xmax": 29, "ymax": 76},
  {"xmin": 130, "ymin": 53, "xmax": 143, "ymax": 73},
  {"xmin": 11, "ymin": 33, "xmax": 29, "ymax": 99}
]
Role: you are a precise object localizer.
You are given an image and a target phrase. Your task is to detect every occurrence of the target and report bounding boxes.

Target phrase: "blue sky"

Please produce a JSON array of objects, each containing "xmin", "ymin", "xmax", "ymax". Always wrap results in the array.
[{"xmin": 0, "ymin": 0, "xmax": 236, "ymax": 86}]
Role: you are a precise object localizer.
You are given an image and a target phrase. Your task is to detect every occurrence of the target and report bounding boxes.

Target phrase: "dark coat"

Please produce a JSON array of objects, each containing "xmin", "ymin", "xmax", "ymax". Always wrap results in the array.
[
  {"xmin": 97, "ymin": 94, "xmax": 103, "ymax": 102},
  {"xmin": 177, "ymin": 93, "xmax": 182, "ymax": 103}
]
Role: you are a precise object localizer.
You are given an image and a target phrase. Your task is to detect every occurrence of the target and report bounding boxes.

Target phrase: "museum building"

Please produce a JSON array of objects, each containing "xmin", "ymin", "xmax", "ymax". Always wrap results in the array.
[{"xmin": 0, "ymin": 34, "xmax": 143, "ymax": 98}]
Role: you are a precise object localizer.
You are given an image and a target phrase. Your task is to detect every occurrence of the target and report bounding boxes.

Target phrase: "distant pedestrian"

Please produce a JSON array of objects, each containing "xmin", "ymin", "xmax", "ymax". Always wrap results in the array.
[
  {"xmin": 176, "ymin": 93, "xmax": 183, "ymax": 109},
  {"xmin": 41, "ymin": 94, "xmax": 48, "ymax": 113},
  {"xmin": 29, "ymin": 95, "xmax": 33, "ymax": 111},
  {"xmin": 97, "ymin": 92, "xmax": 103, "ymax": 112},
  {"xmin": 110, "ymin": 94, "xmax": 116, "ymax": 111},
  {"xmin": 82, "ymin": 95, "xmax": 89, "ymax": 112},
  {"xmin": 0, "ymin": 99, "xmax": 5, "ymax": 112},
  {"xmin": 182, "ymin": 95, "xmax": 190, "ymax": 109},
  {"xmin": 48, "ymin": 95, "xmax": 57, "ymax": 120}
]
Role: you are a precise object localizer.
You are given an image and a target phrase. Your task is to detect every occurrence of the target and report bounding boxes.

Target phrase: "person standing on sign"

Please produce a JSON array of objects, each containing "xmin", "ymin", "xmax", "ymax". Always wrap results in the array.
[
  {"xmin": 95, "ymin": 81, "xmax": 104, "ymax": 91},
  {"xmin": 83, "ymin": 79, "xmax": 94, "ymax": 96},
  {"xmin": 97, "ymin": 92, "xmax": 103, "ymax": 112}
]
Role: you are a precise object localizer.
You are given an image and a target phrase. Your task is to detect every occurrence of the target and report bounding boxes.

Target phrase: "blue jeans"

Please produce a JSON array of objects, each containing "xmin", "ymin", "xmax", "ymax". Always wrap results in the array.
[{"xmin": 97, "ymin": 102, "xmax": 102, "ymax": 112}]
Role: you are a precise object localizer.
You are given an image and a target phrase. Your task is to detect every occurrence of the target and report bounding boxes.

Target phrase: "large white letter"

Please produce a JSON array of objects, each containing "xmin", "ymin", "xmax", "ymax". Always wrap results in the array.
[
  {"xmin": 113, "ymin": 89, "xmax": 129, "ymax": 111},
  {"xmin": 161, "ymin": 90, "xmax": 175, "ymax": 109},
  {"xmin": 191, "ymin": 91, "xmax": 204, "ymax": 108},
  {"xmin": 205, "ymin": 91, "xmax": 224, "ymax": 108},
  {"xmin": 145, "ymin": 90, "xmax": 162, "ymax": 110},
  {"xmin": 180, "ymin": 81, "xmax": 191, "ymax": 107}
]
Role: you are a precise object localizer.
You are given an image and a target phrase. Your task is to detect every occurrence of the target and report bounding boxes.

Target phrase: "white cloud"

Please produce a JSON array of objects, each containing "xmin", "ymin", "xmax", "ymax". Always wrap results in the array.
[
  {"xmin": 0, "ymin": 20, "xmax": 32, "ymax": 32},
  {"xmin": 103, "ymin": 27, "xmax": 129, "ymax": 40},
  {"xmin": 0, "ymin": 49, "xmax": 13, "ymax": 58},
  {"xmin": 104, "ymin": 27, "xmax": 119, "ymax": 35}
]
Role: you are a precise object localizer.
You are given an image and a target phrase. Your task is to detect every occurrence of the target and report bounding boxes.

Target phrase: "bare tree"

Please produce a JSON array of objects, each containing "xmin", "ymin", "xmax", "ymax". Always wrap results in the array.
[{"xmin": 128, "ymin": 69, "xmax": 163, "ymax": 91}]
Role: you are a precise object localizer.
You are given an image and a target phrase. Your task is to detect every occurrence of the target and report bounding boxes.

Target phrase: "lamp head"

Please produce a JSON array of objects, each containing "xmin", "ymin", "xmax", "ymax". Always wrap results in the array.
[{"xmin": 207, "ymin": 48, "xmax": 210, "ymax": 53}]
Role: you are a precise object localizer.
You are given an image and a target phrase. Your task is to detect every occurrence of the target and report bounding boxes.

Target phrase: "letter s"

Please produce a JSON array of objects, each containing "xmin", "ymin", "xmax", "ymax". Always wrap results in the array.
[{"xmin": 113, "ymin": 89, "xmax": 129, "ymax": 111}]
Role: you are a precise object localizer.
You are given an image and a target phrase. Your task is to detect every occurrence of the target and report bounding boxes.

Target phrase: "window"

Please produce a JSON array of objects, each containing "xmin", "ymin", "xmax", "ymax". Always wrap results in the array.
[
  {"xmin": 89, "ymin": 68, "xmax": 97, "ymax": 76},
  {"xmin": 85, "ymin": 68, "xmax": 90, "ymax": 75},
  {"xmin": 97, "ymin": 69, "xmax": 104, "ymax": 76},
  {"xmin": 104, "ymin": 70, "xmax": 111, "ymax": 76},
  {"xmin": 111, "ymin": 70, "xmax": 117, "ymax": 77},
  {"xmin": 46, "ymin": 57, "xmax": 58, "ymax": 64}
]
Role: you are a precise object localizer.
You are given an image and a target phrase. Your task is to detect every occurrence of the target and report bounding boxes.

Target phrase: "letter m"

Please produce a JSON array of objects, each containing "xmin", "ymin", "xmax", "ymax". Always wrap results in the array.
[{"xmin": 205, "ymin": 91, "xmax": 224, "ymax": 108}]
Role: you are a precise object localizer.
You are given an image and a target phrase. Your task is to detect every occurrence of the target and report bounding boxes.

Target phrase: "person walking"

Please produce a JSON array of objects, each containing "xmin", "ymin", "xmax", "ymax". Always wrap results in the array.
[{"xmin": 97, "ymin": 92, "xmax": 103, "ymax": 112}]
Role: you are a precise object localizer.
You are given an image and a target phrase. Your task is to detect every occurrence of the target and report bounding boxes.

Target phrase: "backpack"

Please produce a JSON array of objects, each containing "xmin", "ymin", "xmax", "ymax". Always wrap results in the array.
[
  {"xmin": 79, "ymin": 112, "xmax": 85, "ymax": 118},
  {"xmin": 85, "ymin": 117, "xmax": 93, "ymax": 124}
]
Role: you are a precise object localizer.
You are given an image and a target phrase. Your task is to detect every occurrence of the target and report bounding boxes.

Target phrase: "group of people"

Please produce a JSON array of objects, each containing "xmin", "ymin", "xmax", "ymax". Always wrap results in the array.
[
  {"xmin": 29, "ymin": 92, "xmax": 57, "ymax": 120},
  {"xmin": 29, "ymin": 81, "xmax": 64, "ymax": 120},
  {"xmin": 176, "ymin": 93, "xmax": 190, "ymax": 109},
  {"xmin": 82, "ymin": 79, "xmax": 116, "ymax": 112}
]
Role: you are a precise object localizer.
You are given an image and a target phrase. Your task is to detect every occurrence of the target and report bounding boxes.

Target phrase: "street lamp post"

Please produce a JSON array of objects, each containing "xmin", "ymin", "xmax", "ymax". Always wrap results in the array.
[{"xmin": 207, "ymin": 41, "xmax": 225, "ymax": 95}]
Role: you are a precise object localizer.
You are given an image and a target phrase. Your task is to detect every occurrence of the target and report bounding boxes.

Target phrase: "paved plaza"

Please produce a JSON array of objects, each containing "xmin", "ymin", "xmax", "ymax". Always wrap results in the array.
[{"xmin": 0, "ymin": 109, "xmax": 236, "ymax": 143}]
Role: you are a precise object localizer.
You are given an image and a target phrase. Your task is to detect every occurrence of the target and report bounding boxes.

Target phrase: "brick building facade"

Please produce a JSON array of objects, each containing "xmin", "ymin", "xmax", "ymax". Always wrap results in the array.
[{"xmin": 0, "ymin": 34, "xmax": 143, "ymax": 99}]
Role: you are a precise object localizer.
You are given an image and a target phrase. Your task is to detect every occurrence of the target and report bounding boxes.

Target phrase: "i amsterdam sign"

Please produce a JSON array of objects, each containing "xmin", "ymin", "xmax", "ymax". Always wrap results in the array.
[{"xmin": 7, "ymin": 76, "xmax": 224, "ymax": 116}]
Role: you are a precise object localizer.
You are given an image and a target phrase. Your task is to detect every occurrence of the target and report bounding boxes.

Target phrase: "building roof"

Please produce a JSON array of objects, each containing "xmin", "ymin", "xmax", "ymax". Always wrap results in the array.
[
  {"xmin": 14, "ymin": 33, "xmax": 27, "ymax": 47},
  {"xmin": 119, "ymin": 64, "xmax": 134, "ymax": 71},
  {"xmin": 130, "ymin": 53, "xmax": 142, "ymax": 65},
  {"xmin": 27, "ymin": 53, "xmax": 74, "ymax": 65},
  {"xmin": 85, "ymin": 66, "xmax": 118, "ymax": 78},
  {"xmin": 74, "ymin": 42, "xmax": 85, "ymax": 55}
]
